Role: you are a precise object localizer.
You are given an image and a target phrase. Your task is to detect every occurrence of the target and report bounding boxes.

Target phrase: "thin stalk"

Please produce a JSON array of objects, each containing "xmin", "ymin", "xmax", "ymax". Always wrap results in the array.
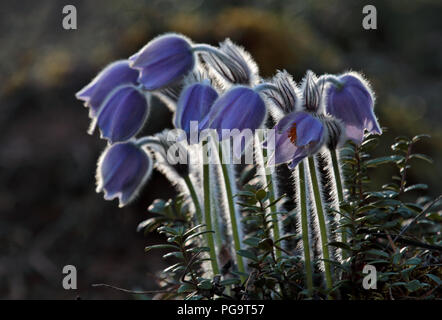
[
  {"xmin": 202, "ymin": 141, "xmax": 220, "ymax": 275},
  {"xmin": 307, "ymin": 156, "xmax": 333, "ymax": 293},
  {"xmin": 261, "ymin": 145, "xmax": 281, "ymax": 259},
  {"xmin": 183, "ymin": 175, "xmax": 203, "ymax": 225},
  {"xmin": 211, "ymin": 186, "xmax": 223, "ymax": 250},
  {"xmin": 330, "ymin": 149, "xmax": 347, "ymax": 258},
  {"xmin": 298, "ymin": 160, "xmax": 314, "ymax": 296},
  {"xmin": 218, "ymin": 142, "xmax": 246, "ymax": 279}
]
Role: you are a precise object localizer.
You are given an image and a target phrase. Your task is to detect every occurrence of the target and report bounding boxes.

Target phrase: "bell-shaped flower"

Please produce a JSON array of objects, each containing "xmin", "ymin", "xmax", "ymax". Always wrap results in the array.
[
  {"xmin": 129, "ymin": 34, "xmax": 195, "ymax": 90},
  {"xmin": 174, "ymin": 81, "xmax": 218, "ymax": 142},
  {"xmin": 204, "ymin": 86, "xmax": 266, "ymax": 157},
  {"xmin": 96, "ymin": 141, "xmax": 152, "ymax": 207},
  {"xmin": 324, "ymin": 72, "xmax": 381, "ymax": 144},
  {"xmin": 205, "ymin": 86, "xmax": 266, "ymax": 138},
  {"xmin": 75, "ymin": 60, "xmax": 139, "ymax": 118},
  {"xmin": 267, "ymin": 112, "xmax": 325, "ymax": 168},
  {"xmin": 97, "ymin": 85, "xmax": 149, "ymax": 143}
]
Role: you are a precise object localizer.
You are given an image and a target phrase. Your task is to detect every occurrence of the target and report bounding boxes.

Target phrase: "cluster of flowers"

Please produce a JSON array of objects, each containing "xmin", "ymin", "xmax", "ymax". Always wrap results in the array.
[{"xmin": 76, "ymin": 33, "xmax": 381, "ymax": 208}]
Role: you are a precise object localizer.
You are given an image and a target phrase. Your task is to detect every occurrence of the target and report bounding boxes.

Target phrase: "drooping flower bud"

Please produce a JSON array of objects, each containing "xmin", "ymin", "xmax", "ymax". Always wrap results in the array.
[
  {"xmin": 75, "ymin": 60, "xmax": 139, "ymax": 118},
  {"xmin": 267, "ymin": 111, "xmax": 325, "ymax": 168},
  {"xmin": 174, "ymin": 81, "xmax": 218, "ymax": 141},
  {"xmin": 97, "ymin": 85, "xmax": 149, "ymax": 143},
  {"xmin": 129, "ymin": 34, "xmax": 195, "ymax": 90},
  {"xmin": 201, "ymin": 39, "xmax": 259, "ymax": 86},
  {"xmin": 96, "ymin": 141, "xmax": 152, "ymax": 207},
  {"xmin": 205, "ymin": 86, "xmax": 266, "ymax": 139},
  {"xmin": 324, "ymin": 72, "xmax": 381, "ymax": 144}
]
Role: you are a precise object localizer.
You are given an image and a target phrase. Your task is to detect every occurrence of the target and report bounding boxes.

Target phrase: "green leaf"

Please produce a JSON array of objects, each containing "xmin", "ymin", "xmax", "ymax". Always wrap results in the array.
[
  {"xmin": 220, "ymin": 278, "xmax": 241, "ymax": 286},
  {"xmin": 365, "ymin": 156, "xmax": 402, "ymax": 168},
  {"xmin": 366, "ymin": 250, "xmax": 390, "ymax": 259},
  {"xmin": 237, "ymin": 249, "xmax": 259, "ymax": 262},
  {"xmin": 177, "ymin": 283, "xmax": 195, "ymax": 294},
  {"xmin": 412, "ymin": 134, "xmax": 430, "ymax": 143},
  {"xmin": 183, "ymin": 224, "xmax": 206, "ymax": 238},
  {"xmin": 426, "ymin": 274, "xmax": 442, "ymax": 285},
  {"xmin": 147, "ymin": 199, "xmax": 167, "ymax": 214},
  {"xmin": 145, "ymin": 244, "xmax": 180, "ymax": 252},
  {"xmin": 255, "ymin": 189, "xmax": 267, "ymax": 201},
  {"xmin": 404, "ymin": 184, "xmax": 428, "ymax": 192},
  {"xmin": 185, "ymin": 230, "xmax": 215, "ymax": 243},
  {"xmin": 405, "ymin": 257, "xmax": 422, "ymax": 265},
  {"xmin": 328, "ymin": 241, "xmax": 352, "ymax": 251},
  {"xmin": 409, "ymin": 153, "xmax": 433, "ymax": 164},
  {"xmin": 197, "ymin": 280, "xmax": 212, "ymax": 290},
  {"xmin": 163, "ymin": 251, "xmax": 184, "ymax": 259},
  {"xmin": 243, "ymin": 236, "xmax": 260, "ymax": 247},
  {"xmin": 405, "ymin": 280, "xmax": 424, "ymax": 292}
]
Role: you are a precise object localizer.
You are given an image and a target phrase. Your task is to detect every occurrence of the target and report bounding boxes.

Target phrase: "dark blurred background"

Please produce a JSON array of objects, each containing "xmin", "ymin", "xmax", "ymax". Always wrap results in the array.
[{"xmin": 0, "ymin": 0, "xmax": 441, "ymax": 299}]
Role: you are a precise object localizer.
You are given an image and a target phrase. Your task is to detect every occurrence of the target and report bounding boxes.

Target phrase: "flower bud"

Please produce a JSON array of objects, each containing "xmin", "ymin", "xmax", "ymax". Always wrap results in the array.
[
  {"xmin": 301, "ymin": 70, "xmax": 324, "ymax": 113},
  {"xmin": 205, "ymin": 86, "xmax": 266, "ymax": 140},
  {"xmin": 96, "ymin": 141, "xmax": 152, "ymax": 207},
  {"xmin": 324, "ymin": 72, "xmax": 381, "ymax": 144},
  {"xmin": 201, "ymin": 39, "xmax": 259, "ymax": 86},
  {"xmin": 129, "ymin": 34, "xmax": 195, "ymax": 90},
  {"xmin": 174, "ymin": 81, "xmax": 218, "ymax": 140},
  {"xmin": 75, "ymin": 60, "xmax": 139, "ymax": 117},
  {"xmin": 97, "ymin": 85, "xmax": 149, "ymax": 143}
]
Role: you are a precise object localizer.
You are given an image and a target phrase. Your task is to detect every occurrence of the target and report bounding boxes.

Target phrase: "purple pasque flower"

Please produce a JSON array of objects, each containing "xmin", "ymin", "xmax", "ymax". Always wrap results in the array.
[
  {"xmin": 174, "ymin": 81, "xmax": 218, "ymax": 142},
  {"xmin": 205, "ymin": 86, "xmax": 266, "ymax": 138},
  {"xmin": 96, "ymin": 141, "xmax": 152, "ymax": 207},
  {"xmin": 203, "ymin": 86, "xmax": 266, "ymax": 157},
  {"xmin": 129, "ymin": 34, "xmax": 195, "ymax": 90},
  {"xmin": 324, "ymin": 72, "xmax": 381, "ymax": 144},
  {"xmin": 97, "ymin": 85, "xmax": 149, "ymax": 143},
  {"xmin": 267, "ymin": 112, "xmax": 324, "ymax": 168},
  {"xmin": 75, "ymin": 60, "xmax": 139, "ymax": 118}
]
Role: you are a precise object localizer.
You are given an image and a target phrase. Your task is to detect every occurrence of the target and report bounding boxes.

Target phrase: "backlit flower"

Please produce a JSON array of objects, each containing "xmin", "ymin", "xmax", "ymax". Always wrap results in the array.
[
  {"xmin": 324, "ymin": 72, "xmax": 381, "ymax": 144},
  {"xmin": 96, "ymin": 141, "xmax": 152, "ymax": 207},
  {"xmin": 267, "ymin": 112, "xmax": 324, "ymax": 168},
  {"xmin": 97, "ymin": 85, "xmax": 149, "ymax": 143},
  {"xmin": 75, "ymin": 60, "xmax": 139, "ymax": 118},
  {"xmin": 129, "ymin": 34, "xmax": 195, "ymax": 90}
]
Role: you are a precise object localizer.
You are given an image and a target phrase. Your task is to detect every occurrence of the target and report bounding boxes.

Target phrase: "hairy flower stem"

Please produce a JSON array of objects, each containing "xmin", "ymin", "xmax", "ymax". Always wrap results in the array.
[
  {"xmin": 202, "ymin": 141, "xmax": 220, "ymax": 275},
  {"xmin": 261, "ymin": 145, "xmax": 281, "ymax": 259},
  {"xmin": 183, "ymin": 175, "xmax": 203, "ymax": 225},
  {"xmin": 298, "ymin": 160, "xmax": 314, "ymax": 296},
  {"xmin": 330, "ymin": 149, "xmax": 347, "ymax": 258},
  {"xmin": 218, "ymin": 142, "xmax": 246, "ymax": 280},
  {"xmin": 307, "ymin": 157, "xmax": 333, "ymax": 294}
]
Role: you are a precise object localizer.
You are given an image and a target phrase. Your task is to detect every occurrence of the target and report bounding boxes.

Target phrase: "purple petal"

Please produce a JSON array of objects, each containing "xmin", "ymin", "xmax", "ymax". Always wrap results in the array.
[
  {"xmin": 174, "ymin": 83, "xmax": 218, "ymax": 136},
  {"xmin": 295, "ymin": 114, "xmax": 323, "ymax": 146},
  {"xmin": 97, "ymin": 142, "xmax": 152, "ymax": 207},
  {"xmin": 130, "ymin": 34, "xmax": 195, "ymax": 90},
  {"xmin": 326, "ymin": 73, "xmax": 381, "ymax": 144},
  {"xmin": 97, "ymin": 86, "xmax": 149, "ymax": 143},
  {"xmin": 75, "ymin": 60, "xmax": 139, "ymax": 116},
  {"xmin": 207, "ymin": 86, "xmax": 266, "ymax": 140}
]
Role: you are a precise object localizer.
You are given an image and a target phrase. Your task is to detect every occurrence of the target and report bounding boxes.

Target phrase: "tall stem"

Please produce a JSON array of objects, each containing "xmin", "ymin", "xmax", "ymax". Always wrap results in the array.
[
  {"xmin": 218, "ymin": 142, "xmax": 246, "ymax": 280},
  {"xmin": 183, "ymin": 175, "xmax": 203, "ymax": 225},
  {"xmin": 298, "ymin": 160, "xmax": 314, "ymax": 296},
  {"xmin": 307, "ymin": 156, "xmax": 333, "ymax": 293},
  {"xmin": 202, "ymin": 141, "xmax": 220, "ymax": 275},
  {"xmin": 330, "ymin": 149, "xmax": 347, "ymax": 258},
  {"xmin": 261, "ymin": 145, "xmax": 281, "ymax": 259}
]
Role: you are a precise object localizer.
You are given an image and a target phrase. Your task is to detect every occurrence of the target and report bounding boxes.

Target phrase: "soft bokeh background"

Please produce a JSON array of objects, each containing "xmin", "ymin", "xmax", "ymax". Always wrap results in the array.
[{"xmin": 1, "ymin": 0, "xmax": 441, "ymax": 299}]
